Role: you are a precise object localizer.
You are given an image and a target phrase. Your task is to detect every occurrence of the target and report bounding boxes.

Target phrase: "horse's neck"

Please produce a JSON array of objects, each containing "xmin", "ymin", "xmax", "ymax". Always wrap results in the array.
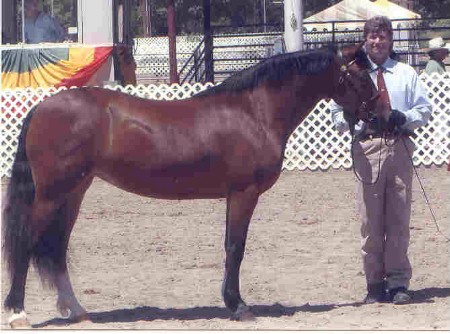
[{"xmin": 254, "ymin": 76, "xmax": 328, "ymax": 141}]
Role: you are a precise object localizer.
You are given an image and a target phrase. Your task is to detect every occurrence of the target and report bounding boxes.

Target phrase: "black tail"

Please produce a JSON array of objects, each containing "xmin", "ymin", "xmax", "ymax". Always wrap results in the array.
[
  {"xmin": 3, "ymin": 107, "xmax": 73, "ymax": 289},
  {"xmin": 2, "ymin": 107, "xmax": 36, "ymax": 283}
]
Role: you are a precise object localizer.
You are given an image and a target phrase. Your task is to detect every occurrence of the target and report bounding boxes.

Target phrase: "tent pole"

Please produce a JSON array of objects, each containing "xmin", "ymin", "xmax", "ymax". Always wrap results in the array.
[
  {"xmin": 22, "ymin": 0, "xmax": 25, "ymax": 42},
  {"xmin": 167, "ymin": 0, "xmax": 179, "ymax": 84},
  {"xmin": 284, "ymin": 0, "xmax": 303, "ymax": 52}
]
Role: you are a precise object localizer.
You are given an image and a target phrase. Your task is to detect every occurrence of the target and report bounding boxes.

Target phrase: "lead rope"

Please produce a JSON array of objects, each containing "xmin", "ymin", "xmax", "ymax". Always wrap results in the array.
[
  {"xmin": 400, "ymin": 136, "xmax": 450, "ymax": 242},
  {"xmin": 349, "ymin": 126, "xmax": 449, "ymax": 241},
  {"xmin": 349, "ymin": 123, "xmax": 383, "ymax": 186}
]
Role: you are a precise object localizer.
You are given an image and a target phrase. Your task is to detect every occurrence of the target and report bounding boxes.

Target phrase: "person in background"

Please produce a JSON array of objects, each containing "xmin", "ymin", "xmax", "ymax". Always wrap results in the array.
[
  {"xmin": 424, "ymin": 37, "xmax": 449, "ymax": 75},
  {"xmin": 330, "ymin": 16, "xmax": 432, "ymax": 305},
  {"xmin": 265, "ymin": 36, "xmax": 286, "ymax": 57},
  {"xmin": 24, "ymin": 0, "xmax": 66, "ymax": 43}
]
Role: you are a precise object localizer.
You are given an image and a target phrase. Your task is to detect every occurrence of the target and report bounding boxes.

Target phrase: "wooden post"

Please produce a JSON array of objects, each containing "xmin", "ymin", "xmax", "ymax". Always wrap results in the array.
[
  {"xmin": 140, "ymin": 0, "xmax": 151, "ymax": 37},
  {"xmin": 203, "ymin": 0, "xmax": 214, "ymax": 83},
  {"xmin": 167, "ymin": 0, "xmax": 179, "ymax": 84}
]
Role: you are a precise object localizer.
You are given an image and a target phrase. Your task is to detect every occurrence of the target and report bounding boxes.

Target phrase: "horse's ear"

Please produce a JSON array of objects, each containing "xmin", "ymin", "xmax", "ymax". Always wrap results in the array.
[
  {"xmin": 338, "ymin": 42, "xmax": 370, "ymax": 69},
  {"xmin": 339, "ymin": 41, "xmax": 365, "ymax": 60},
  {"xmin": 356, "ymin": 41, "xmax": 365, "ymax": 52},
  {"xmin": 336, "ymin": 43, "xmax": 355, "ymax": 64},
  {"xmin": 355, "ymin": 42, "xmax": 371, "ymax": 69}
]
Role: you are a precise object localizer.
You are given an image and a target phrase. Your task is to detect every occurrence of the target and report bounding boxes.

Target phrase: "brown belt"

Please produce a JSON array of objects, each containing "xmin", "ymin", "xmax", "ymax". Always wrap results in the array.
[{"xmin": 356, "ymin": 131, "xmax": 415, "ymax": 142}]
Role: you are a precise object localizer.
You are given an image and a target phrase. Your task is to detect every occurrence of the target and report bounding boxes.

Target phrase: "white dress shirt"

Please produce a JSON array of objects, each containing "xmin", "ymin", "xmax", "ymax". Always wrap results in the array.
[{"xmin": 330, "ymin": 56, "xmax": 432, "ymax": 135}]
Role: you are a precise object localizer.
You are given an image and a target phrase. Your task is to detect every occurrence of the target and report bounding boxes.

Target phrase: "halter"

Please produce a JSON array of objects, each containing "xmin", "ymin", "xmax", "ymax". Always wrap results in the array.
[{"xmin": 338, "ymin": 60, "xmax": 380, "ymax": 122}]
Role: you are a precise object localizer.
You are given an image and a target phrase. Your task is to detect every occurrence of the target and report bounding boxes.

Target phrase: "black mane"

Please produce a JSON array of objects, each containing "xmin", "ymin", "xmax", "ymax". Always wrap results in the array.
[{"xmin": 195, "ymin": 47, "xmax": 336, "ymax": 97}]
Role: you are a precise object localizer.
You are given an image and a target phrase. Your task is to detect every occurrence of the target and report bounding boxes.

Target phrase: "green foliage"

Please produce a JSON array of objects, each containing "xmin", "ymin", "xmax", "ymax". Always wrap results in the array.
[
  {"xmin": 415, "ymin": 0, "xmax": 450, "ymax": 18},
  {"xmin": 24, "ymin": 0, "xmax": 450, "ymax": 38},
  {"xmin": 41, "ymin": 0, "xmax": 76, "ymax": 28}
]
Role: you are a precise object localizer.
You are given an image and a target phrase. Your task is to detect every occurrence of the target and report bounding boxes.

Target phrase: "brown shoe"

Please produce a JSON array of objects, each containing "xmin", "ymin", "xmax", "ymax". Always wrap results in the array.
[
  {"xmin": 363, "ymin": 282, "xmax": 386, "ymax": 304},
  {"xmin": 389, "ymin": 287, "xmax": 411, "ymax": 304}
]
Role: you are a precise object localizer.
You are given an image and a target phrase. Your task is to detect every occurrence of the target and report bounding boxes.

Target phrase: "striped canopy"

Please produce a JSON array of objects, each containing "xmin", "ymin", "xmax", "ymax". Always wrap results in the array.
[{"xmin": 1, "ymin": 45, "xmax": 113, "ymax": 89}]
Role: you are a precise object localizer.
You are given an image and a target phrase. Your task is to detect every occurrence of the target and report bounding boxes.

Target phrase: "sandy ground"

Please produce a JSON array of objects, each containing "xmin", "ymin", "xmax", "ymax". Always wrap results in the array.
[{"xmin": 1, "ymin": 167, "xmax": 449, "ymax": 330}]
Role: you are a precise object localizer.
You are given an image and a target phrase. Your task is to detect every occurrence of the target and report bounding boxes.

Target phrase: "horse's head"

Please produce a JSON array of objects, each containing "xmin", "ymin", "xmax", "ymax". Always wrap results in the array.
[
  {"xmin": 332, "ymin": 42, "xmax": 379, "ymax": 123},
  {"xmin": 114, "ymin": 44, "xmax": 137, "ymax": 86}
]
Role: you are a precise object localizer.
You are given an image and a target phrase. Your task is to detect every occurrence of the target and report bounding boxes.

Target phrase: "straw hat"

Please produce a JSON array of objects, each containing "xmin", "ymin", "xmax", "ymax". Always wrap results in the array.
[{"xmin": 425, "ymin": 37, "xmax": 450, "ymax": 54}]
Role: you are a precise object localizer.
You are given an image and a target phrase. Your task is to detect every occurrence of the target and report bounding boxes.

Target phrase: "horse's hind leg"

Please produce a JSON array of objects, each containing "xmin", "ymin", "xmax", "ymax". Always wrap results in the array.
[
  {"xmin": 222, "ymin": 184, "xmax": 259, "ymax": 321},
  {"xmin": 6, "ymin": 187, "xmax": 90, "ymax": 327},
  {"xmin": 31, "ymin": 180, "xmax": 92, "ymax": 323},
  {"xmin": 4, "ymin": 197, "xmax": 60, "ymax": 328},
  {"xmin": 52, "ymin": 189, "xmax": 92, "ymax": 322},
  {"xmin": 4, "ymin": 253, "xmax": 32, "ymax": 328}
]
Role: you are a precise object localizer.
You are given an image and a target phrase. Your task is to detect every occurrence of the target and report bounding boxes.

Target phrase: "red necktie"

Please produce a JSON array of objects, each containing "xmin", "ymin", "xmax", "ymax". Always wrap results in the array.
[{"xmin": 377, "ymin": 67, "xmax": 391, "ymax": 118}]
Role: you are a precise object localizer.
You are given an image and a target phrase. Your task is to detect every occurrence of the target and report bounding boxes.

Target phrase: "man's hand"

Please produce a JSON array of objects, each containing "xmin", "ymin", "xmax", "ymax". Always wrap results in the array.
[{"xmin": 387, "ymin": 110, "xmax": 406, "ymax": 132}]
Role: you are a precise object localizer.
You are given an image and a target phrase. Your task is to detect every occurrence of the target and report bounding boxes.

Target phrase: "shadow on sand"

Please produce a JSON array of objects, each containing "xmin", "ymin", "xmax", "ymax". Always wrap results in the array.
[{"xmin": 32, "ymin": 287, "xmax": 450, "ymax": 328}]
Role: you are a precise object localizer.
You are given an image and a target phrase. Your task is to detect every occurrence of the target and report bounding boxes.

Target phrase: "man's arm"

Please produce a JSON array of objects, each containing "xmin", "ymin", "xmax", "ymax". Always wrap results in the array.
[
  {"xmin": 329, "ymin": 100, "xmax": 349, "ymax": 133},
  {"xmin": 50, "ymin": 15, "xmax": 66, "ymax": 42},
  {"xmin": 425, "ymin": 60, "xmax": 445, "ymax": 75},
  {"xmin": 401, "ymin": 71, "xmax": 432, "ymax": 132},
  {"xmin": 330, "ymin": 99, "xmax": 366, "ymax": 135}
]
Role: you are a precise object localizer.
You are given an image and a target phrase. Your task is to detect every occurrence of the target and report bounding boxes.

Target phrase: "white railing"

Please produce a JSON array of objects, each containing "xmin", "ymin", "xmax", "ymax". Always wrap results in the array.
[{"xmin": 1, "ymin": 73, "xmax": 449, "ymax": 178}]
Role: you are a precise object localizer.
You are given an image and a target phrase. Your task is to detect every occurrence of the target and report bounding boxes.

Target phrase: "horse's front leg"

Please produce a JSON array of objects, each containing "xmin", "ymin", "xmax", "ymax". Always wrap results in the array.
[{"xmin": 222, "ymin": 184, "xmax": 259, "ymax": 321}]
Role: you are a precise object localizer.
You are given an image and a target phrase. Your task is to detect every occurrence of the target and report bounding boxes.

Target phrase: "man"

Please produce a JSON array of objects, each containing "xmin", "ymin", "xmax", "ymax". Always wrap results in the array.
[
  {"xmin": 424, "ymin": 36, "xmax": 450, "ymax": 75},
  {"xmin": 330, "ymin": 16, "xmax": 432, "ymax": 304},
  {"xmin": 24, "ymin": 0, "xmax": 66, "ymax": 43}
]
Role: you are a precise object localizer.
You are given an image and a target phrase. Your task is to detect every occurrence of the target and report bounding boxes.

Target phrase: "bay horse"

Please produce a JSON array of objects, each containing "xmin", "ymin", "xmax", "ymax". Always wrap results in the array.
[
  {"xmin": 114, "ymin": 43, "xmax": 137, "ymax": 86},
  {"xmin": 2, "ymin": 43, "xmax": 379, "ymax": 328}
]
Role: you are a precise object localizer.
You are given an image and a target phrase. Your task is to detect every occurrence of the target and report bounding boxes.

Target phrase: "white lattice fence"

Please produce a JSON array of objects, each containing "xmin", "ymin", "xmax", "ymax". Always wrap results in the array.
[{"xmin": 1, "ymin": 74, "xmax": 449, "ymax": 177}]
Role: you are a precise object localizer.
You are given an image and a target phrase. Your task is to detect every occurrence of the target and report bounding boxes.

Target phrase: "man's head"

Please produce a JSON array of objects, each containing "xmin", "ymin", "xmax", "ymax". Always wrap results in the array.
[
  {"xmin": 363, "ymin": 16, "xmax": 394, "ymax": 65},
  {"xmin": 24, "ymin": 0, "xmax": 40, "ymax": 19},
  {"xmin": 427, "ymin": 37, "xmax": 450, "ymax": 61}
]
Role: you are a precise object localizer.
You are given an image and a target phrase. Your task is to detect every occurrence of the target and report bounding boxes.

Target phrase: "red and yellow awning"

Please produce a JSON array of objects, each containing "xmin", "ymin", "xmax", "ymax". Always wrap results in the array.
[{"xmin": 1, "ymin": 46, "xmax": 113, "ymax": 89}]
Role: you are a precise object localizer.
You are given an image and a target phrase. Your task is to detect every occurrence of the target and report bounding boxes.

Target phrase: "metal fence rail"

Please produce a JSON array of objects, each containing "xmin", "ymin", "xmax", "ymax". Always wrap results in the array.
[{"xmin": 134, "ymin": 18, "xmax": 450, "ymax": 84}]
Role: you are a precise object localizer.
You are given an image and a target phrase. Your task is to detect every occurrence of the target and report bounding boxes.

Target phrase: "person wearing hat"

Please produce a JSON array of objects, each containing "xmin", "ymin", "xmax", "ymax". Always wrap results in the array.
[{"xmin": 424, "ymin": 37, "xmax": 450, "ymax": 75}]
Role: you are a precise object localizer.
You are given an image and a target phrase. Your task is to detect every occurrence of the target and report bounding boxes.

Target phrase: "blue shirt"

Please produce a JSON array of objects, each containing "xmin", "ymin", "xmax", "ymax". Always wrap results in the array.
[
  {"xmin": 330, "ymin": 57, "xmax": 432, "ymax": 135},
  {"xmin": 25, "ymin": 12, "xmax": 65, "ymax": 44}
]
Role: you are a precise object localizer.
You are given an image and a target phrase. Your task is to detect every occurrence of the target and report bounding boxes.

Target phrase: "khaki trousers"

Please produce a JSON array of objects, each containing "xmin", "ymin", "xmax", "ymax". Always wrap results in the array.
[{"xmin": 353, "ymin": 136, "xmax": 415, "ymax": 290}]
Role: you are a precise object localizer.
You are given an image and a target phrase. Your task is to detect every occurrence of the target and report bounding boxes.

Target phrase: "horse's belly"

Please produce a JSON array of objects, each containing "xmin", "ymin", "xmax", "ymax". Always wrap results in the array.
[{"xmin": 97, "ymin": 161, "xmax": 230, "ymax": 199}]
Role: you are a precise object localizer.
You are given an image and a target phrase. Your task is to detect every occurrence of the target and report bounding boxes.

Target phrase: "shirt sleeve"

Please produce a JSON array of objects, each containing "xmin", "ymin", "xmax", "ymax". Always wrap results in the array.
[
  {"xmin": 45, "ymin": 14, "xmax": 65, "ymax": 42},
  {"xmin": 53, "ymin": 17, "xmax": 66, "ymax": 41},
  {"xmin": 329, "ymin": 99, "xmax": 365, "ymax": 135},
  {"xmin": 425, "ymin": 60, "xmax": 445, "ymax": 75},
  {"xmin": 402, "ymin": 71, "xmax": 432, "ymax": 132},
  {"xmin": 329, "ymin": 99, "xmax": 349, "ymax": 133}
]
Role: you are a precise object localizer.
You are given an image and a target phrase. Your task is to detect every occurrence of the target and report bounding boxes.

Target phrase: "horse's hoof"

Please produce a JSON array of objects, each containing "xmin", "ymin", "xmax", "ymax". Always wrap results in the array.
[
  {"xmin": 57, "ymin": 300, "xmax": 89, "ymax": 323},
  {"xmin": 58, "ymin": 306, "xmax": 70, "ymax": 318},
  {"xmin": 9, "ymin": 311, "xmax": 31, "ymax": 329},
  {"xmin": 231, "ymin": 304, "xmax": 256, "ymax": 321}
]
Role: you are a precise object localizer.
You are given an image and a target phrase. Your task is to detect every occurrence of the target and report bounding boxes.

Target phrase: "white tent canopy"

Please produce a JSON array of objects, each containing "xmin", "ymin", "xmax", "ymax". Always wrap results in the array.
[
  {"xmin": 304, "ymin": 0, "xmax": 420, "ymax": 30},
  {"xmin": 302, "ymin": 0, "xmax": 421, "ymax": 64}
]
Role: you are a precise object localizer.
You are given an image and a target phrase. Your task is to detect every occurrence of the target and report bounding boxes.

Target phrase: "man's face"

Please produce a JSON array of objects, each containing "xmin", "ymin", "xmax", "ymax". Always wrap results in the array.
[
  {"xmin": 24, "ymin": 0, "xmax": 39, "ymax": 18},
  {"xmin": 365, "ymin": 30, "xmax": 392, "ymax": 65}
]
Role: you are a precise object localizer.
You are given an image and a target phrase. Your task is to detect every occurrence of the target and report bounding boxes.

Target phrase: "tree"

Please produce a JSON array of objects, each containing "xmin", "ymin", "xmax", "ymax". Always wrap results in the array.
[
  {"xmin": 38, "ymin": 0, "xmax": 450, "ymax": 38},
  {"xmin": 415, "ymin": 0, "xmax": 450, "ymax": 18}
]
